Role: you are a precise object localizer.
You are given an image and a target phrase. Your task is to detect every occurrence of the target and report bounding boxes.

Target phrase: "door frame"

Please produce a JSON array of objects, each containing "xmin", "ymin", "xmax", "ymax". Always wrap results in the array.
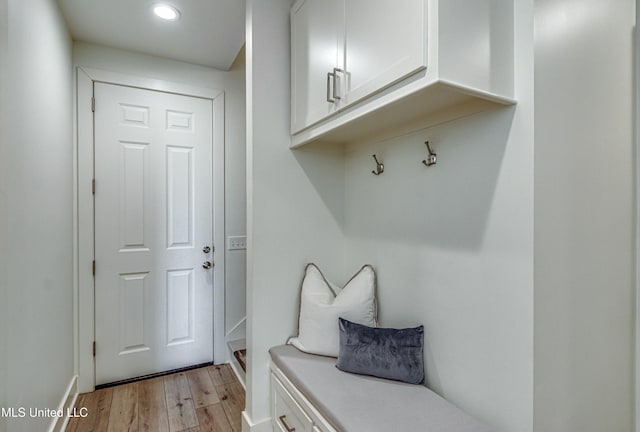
[
  {"xmin": 636, "ymin": 0, "xmax": 640, "ymax": 430},
  {"xmin": 74, "ymin": 66, "xmax": 226, "ymax": 393}
]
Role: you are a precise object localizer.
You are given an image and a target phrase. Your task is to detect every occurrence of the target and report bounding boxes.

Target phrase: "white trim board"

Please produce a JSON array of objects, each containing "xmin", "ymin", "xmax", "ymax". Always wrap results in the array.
[
  {"xmin": 636, "ymin": 1, "xmax": 640, "ymax": 430},
  {"xmin": 241, "ymin": 411, "xmax": 272, "ymax": 432},
  {"xmin": 74, "ymin": 66, "xmax": 226, "ymax": 393},
  {"xmin": 79, "ymin": 67, "xmax": 223, "ymax": 100},
  {"xmin": 47, "ymin": 375, "xmax": 78, "ymax": 432},
  {"xmin": 229, "ymin": 358, "xmax": 246, "ymax": 390}
]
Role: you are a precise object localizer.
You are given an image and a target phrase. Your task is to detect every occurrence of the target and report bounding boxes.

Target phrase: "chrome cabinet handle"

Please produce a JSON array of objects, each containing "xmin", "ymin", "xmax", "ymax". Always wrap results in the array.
[
  {"xmin": 332, "ymin": 67, "xmax": 343, "ymax": 101},
  {"xmin": 278, "ymin": 415, "xmax": 295, "ymax": 432},
  {"xmin": 202, "ymin": 261, "xmax": 213, "ymax": 269},
  {"xmin": 326, "ymin": 71, "xmax": 335, "ymax": 103}
]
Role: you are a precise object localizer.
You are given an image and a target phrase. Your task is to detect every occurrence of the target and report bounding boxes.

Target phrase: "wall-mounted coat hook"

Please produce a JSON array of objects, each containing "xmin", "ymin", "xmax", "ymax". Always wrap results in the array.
[
  {"xmin": 371, "ymin": 154, "xmax": 384, "ymax": 175},
  {"xmin": 422, "ymin": 141, "xmax": 437, "ymax": 167}
]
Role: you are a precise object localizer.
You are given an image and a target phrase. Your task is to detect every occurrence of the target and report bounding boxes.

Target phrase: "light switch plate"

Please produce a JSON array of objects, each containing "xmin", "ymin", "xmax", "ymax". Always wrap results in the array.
[{"xmin": 227, "ymin": 236, "xmax": 247, "ymax": 250}]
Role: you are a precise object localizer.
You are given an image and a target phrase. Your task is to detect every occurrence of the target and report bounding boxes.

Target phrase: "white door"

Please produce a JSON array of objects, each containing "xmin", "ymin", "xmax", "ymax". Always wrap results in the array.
[
  {"xmin": 291, "ymin": 0, "xmax": 344, "ymax": 133},
  {"xmin": 94, "ymin": 82, "xmax": 214, "ymax": 385}
]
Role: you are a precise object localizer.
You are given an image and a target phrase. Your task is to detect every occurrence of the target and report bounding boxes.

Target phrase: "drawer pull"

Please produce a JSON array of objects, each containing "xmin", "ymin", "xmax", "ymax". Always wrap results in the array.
[
  {"xmin": 326, "ymin": 72, "xmax": 335, "ymax": 103},
  {"xmin": 279, "ymin": 415, "xmax": 296, "ymax": 432},
  {"xmin": 332, "ymin": 67, "xmax": 343, "ymax": 101}
]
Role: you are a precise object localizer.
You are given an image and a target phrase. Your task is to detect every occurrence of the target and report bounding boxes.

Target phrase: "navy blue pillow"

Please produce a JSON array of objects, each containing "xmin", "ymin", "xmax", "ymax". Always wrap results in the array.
[{"xmin": 336, "ymin": 318, "xmax": 425, "ymax": 384}]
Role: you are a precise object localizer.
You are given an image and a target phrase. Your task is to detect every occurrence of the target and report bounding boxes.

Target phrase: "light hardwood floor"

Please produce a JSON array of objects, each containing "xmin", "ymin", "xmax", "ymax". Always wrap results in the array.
[{"xmin": 66, "ymin": 364, "xmax": 245, "ymax": 432}]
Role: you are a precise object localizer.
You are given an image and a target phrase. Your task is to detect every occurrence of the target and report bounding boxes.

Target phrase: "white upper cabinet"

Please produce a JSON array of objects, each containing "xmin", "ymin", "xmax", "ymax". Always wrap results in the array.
[
  {"xmin": 290, "ymin": 0, "xmax": 515, "ymax": 147},
  {"xmin": 342, "ymin": 0, "xmax": 426, "ymax": 107},
  {"xmin": 291, "ymin": 0, "xmax": 345, "ymax": 133}
]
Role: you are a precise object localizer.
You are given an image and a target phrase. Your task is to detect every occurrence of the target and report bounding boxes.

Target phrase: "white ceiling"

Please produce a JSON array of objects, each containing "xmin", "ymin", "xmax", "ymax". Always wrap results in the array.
[{"xmin": 57, "ymin": 0, "xmax": 245, "ymax": 70}]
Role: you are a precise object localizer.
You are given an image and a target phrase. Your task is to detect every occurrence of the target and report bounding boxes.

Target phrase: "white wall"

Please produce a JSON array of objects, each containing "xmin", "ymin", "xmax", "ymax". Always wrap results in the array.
[
  {"xmin": 244, "ymin": 0, "xmax": 346, "ymax": 426},
  {"xmin": 342, "ymin": 2, "xmax": 534, "ymax": 431},
  {"xmin": 0, "ymin": 1, "xmax": 8, "ymax": 431},
  {"xmin": 73, "ymin": 42, "xmax": 248, "ymax": 345},
  {"xmin": 5, "ymin": 0, "xmax": 74, "ymax": 431},
  {"xmin": 224, "ymin": 47, "xmax": 248, "ymax": 342},
  {"xmin": 533, "ymin": 1, "xmax": 635, "ymax": 430},
  {"xmin": 637, "ymin": 1, "xmax": 640, "ymax": 430}
]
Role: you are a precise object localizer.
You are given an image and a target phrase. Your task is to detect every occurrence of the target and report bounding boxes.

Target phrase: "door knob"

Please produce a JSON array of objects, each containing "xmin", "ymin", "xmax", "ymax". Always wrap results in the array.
[
  {"xmin": 203, "ymin": 245, "xmax": 211, "ymax": 253},
  {"xmin": 202, "ymin": 261, "xmax": 213, "ymax": 269}
]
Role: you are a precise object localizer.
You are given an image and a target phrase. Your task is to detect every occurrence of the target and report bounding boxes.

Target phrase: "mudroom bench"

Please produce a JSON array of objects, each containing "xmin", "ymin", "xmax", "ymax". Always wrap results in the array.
[{"xmin": 269, "ymin": 345, "xmax": 491, "ymax": 432}]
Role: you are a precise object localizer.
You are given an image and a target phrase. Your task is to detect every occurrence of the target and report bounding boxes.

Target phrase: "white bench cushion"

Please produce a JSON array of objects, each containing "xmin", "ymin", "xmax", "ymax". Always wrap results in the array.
[{"xmin": 270, "ymin": 345, "xmax": 491, "ymax": 432}]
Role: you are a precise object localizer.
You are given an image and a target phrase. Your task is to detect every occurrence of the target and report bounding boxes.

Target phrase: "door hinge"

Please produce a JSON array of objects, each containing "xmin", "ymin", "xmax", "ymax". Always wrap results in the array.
[
  {"xmin": 93, "ymin": 341, "xmax": 96, "ymax": 357},
  {"xmin": 92, "ymin": 260, "xmax": 96, "ymax": 276},
  {"xmin": 91, "ymin": 96, "xmax": 95, "ymax": 113},
  {"xmin": 92, "ymin": 179, "xmax": 95, "ymax": 194}
]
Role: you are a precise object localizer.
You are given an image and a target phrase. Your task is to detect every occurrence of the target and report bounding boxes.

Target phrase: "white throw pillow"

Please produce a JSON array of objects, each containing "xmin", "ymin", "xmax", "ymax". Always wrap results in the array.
[{"xmin": 289, "ymin": 263, "xmax": 377, "ymax": 357}]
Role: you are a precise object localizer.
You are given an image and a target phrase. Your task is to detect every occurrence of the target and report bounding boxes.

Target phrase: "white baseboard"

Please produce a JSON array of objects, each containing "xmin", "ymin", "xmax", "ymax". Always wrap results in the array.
[
  {"xmin": 229, "ymin": 358, "xmax": 246, "ymax": 390},
  {"xmin": 242, "ymin": 411, "xmax": 272, "ymax": 432},
  {"xmin": 47, "ymin": 375, "xmax": 78, "ymax": 432}
]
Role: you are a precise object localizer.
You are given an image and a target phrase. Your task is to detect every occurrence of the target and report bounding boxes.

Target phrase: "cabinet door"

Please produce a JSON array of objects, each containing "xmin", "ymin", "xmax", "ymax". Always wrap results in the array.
[
  {"xmin": 343, "ymin": 0, "xmax": 426, "ymax": 106},
  {"xmin": 291, "ymin": 0, "xmax": 345, "ymax": 133}
]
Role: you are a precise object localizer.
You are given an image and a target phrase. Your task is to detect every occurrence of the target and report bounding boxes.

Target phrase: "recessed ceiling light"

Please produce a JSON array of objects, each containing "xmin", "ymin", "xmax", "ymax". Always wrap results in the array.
[{"xmin": 153, "ymin": 4, "xmax": 181, "ymax": 21}]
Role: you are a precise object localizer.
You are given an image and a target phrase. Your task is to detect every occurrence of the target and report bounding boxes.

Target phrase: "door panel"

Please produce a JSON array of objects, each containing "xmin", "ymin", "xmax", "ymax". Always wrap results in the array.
[{"xmin": 94, "ymin": 83, "xmax": 213, "ymax": 385}]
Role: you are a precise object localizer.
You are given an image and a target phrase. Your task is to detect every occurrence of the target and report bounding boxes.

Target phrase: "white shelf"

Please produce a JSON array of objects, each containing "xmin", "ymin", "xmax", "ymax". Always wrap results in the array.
[{"xmin": 291, "ymin": 79, "xmax": 515, "ymax": 148}]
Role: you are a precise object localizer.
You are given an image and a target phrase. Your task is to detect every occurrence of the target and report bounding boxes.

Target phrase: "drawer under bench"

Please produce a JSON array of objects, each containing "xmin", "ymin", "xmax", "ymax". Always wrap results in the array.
[{"xmin": 271, "ymin": 368, "xmax": 336, "ymax": 432}]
